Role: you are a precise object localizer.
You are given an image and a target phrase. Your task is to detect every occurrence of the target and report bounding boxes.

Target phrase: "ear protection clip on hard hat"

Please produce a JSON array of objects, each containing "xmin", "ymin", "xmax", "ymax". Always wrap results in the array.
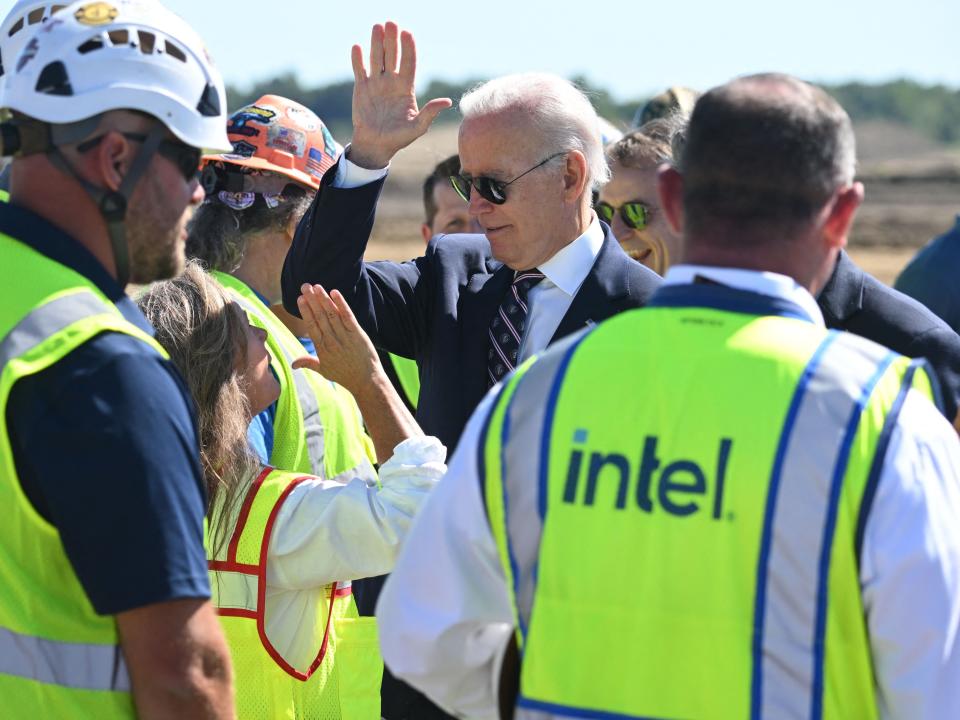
[
  {"xmin": 0, "ymin": 122, "xmax": 22, "ymax": 156},
  {"xmin": 0, "ymin": 113, "xmax": 107, "ymax": 157}
]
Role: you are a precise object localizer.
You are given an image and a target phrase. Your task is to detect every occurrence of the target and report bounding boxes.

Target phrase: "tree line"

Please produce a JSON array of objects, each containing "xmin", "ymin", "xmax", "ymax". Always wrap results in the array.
[{"xmin": 226, "ymin": 75, "xmax": 960, "ymax": 144}]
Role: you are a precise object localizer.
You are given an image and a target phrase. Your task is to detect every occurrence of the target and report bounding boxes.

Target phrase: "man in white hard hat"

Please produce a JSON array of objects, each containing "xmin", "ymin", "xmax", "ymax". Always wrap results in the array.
[
  {"xmin": 0, "ymin": 1, "xmax": 234, "ymax": 717},
  {"xmin": 0, "ymin": 1, "xmax": 68, "ymax": 192},
  {"xmin": 0, "ymin": 2, "xmax": 65, "ymax": 102}
]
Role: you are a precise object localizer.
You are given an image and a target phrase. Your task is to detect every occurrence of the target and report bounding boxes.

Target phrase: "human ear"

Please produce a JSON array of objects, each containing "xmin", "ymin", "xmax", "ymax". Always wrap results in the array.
[
  {"xmin": 94, "ymin": 131, "xmax": 131, "ymax": 193},
  {"xmin": 821, "ymin": 182, "xmax": 864, "ymax": 250},
  {"xmin": 657, "ymin": 164, "xmax": 685, "ymax": 235},
  {"xmin": 562, "ymin": 150, "xmax": 589, "ymax": 202}
]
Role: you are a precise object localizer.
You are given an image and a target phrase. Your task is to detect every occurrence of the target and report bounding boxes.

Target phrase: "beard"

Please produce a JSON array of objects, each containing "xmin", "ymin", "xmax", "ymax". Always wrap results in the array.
[{"xmin": 125, "ymin": 176, "xmax": 190, "ymax": 285}]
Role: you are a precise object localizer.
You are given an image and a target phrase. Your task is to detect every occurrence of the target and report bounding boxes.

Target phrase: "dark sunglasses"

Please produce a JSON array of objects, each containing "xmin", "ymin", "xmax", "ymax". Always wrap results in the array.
[
  {"xmin": 596, "ymin": 201, "xmax": 650, "ymax": 230},
  {"xmin": 450, "ymin": 152, "xmax": 565, "ymax": 205},
  {"xmin": 77, "ymin": 131, "xmax": 202, "ymax": 183}
]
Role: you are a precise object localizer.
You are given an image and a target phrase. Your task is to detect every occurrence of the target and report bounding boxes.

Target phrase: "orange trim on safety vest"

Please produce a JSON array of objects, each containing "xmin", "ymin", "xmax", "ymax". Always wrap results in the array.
[
  {"xmin": 226, "ymin": 466, "xmax": 274, "ymax": 564},
  {"xmin": 208, "ymin": 560, "xmax": 259, "ymax": 573},
  {"xmin": 216, "ymin": 607, "xmax": 258, "ymax": 620},
  {"xmin": 210, "ymin": 468, "xmax": 356, "ymax": 682},
  {"xmin": 255, "ymin": 475, "xmax": 349, "ymax": 681}
]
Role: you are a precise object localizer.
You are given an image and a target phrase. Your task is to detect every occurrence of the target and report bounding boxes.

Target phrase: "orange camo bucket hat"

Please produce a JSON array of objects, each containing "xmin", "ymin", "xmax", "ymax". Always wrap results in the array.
[{"xmin": 201, "ymin": 94, "xmax": 339, "ymax": 192}]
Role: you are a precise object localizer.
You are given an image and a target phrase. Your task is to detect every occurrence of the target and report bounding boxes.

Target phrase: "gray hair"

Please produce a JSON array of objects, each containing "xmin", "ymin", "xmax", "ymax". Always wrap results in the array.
[{"xmin": 459, "ymin": 73, "xmax": 610, "ymax": 191}]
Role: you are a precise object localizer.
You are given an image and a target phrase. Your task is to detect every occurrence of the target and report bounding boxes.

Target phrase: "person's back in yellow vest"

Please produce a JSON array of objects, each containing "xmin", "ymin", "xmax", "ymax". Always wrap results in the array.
[
  {"xmin": 139, "ymin": 263, "xmax": 445, "ymax": 719},
  {"xmin": 483, "ymin": 291, "xmax": 933, "ymax": 718}
]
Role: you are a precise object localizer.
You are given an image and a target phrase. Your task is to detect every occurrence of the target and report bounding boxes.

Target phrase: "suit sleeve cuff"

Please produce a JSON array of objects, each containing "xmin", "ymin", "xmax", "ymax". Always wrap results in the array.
[{"xmin": 334, "ymin": 146, "xmax": 390, "ymax": 188}]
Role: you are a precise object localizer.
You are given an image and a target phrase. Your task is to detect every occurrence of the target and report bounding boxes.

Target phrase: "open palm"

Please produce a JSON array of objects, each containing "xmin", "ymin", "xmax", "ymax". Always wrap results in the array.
[{"xmin": 348, "ymin": 22, "xmax": 452, "ymax": 169}]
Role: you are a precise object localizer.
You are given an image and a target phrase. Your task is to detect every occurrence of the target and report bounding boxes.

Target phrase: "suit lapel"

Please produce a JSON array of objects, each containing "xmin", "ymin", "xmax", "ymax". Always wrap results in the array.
[
  {"xmin": 458, "ymin": 262, "xmax": 512, "ymax": 414},
  {"xmin": 551, "ymin": 230, "xmax": 633, "ymax": 342},
  {"xmin": 817, "ymin": 251, "xmax": 865, "ymax": 326}
]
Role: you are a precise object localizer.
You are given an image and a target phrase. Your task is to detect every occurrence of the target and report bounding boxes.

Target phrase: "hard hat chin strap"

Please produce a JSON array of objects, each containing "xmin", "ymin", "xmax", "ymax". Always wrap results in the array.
[{"xmin": 46, "ymin": 123, "xmax": 166, "ymax": 288}]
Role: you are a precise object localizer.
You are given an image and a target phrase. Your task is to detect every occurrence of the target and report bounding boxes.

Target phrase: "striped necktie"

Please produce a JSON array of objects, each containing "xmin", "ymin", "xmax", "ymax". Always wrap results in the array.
[{"xmin": 488, "ymin": 269, "xmax": 545, "ymax": 386}]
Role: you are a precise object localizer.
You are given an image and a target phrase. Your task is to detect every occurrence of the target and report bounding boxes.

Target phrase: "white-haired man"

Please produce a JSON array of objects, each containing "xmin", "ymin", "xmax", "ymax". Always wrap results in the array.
[
  {"xmin": 378, "ymin": 74, "xmax": 960, "ymax": 719},
  {"xmin": 282, "ymin": 23, "xmax": 662, "ymax": 458},
  {"xmin": 281, "ymin": 21, "xmax": 661, "ymax": 719}
]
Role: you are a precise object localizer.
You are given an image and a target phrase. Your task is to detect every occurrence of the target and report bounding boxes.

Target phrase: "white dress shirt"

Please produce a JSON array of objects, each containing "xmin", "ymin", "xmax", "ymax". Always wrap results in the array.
[
  {"xmin": 375, "ymin": 266, "xmax": 960, "ymax": 720},
  {"xmin": 333, "ymin": 153, "xmax": 605, "ymax": 363},
  {"xmin": 255, "ymin": 436, "xmax": 446, "ymax": 669}
]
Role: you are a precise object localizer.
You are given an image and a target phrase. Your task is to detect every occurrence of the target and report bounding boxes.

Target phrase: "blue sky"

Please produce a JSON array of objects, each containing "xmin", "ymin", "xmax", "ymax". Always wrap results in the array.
[{"xmin": 163, "ymin": 0, "xmax": 958, "ymax": 101}]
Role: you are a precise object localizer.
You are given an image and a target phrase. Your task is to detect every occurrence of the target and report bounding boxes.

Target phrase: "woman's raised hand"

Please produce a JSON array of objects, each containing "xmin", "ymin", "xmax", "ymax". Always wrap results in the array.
[{"xmin": 292, "ymin": 284, "xmax": 382, "ymax": 395}]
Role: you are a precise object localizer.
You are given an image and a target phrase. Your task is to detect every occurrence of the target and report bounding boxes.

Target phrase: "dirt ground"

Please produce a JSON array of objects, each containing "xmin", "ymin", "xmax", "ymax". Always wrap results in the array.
[{"xmin": 363, "ymin": 121, "xmax": 960, "ymax": 287}]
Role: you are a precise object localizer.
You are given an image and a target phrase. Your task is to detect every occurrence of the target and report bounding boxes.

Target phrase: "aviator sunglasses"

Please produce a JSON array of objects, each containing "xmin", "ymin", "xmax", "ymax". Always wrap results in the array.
[
  {"xmin": 596, "ymin": 201, "xmax": 650, "ymax": 230},
  {"xmin": 450, "ymin": 152, "xmax": 566, "ymax": 205}
]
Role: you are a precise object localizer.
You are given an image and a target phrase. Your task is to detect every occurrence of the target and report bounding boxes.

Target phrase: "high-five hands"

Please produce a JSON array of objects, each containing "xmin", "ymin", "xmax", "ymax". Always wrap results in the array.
[
  {"xmin": 292, "ymin": 284, "xmax": 383, "ymax": 396},
  {"xmin": 348, "ymin": 21, "xmax": 452, "ymax": 169}
]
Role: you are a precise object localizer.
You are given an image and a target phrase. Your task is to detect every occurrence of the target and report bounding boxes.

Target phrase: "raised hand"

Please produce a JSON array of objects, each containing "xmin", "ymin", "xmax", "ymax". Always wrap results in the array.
[
  {"xmin": 348, "ymin": 21, "xmax": 452, "ymax": 169},
  {"xmin": 292, "ymin": 284, "xmax": 383, "ymax": 395}
]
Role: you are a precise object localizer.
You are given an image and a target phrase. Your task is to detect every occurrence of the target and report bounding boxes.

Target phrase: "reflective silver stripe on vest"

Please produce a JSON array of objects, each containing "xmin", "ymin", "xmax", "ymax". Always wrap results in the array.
[
  {"xmin": 0, "ymin": 291, "xmax": 113, "ymax": 371},
  {"xmin": 210, "ymin": 570, "xmax": 258, "ymax": 613},
  {"xmin": 0, "ymin": 625, "xmax": 130, "ymax": 692},
  {"xmin": 496, "ymin": 332, "xmax": 588, "ymax": 638},
  {"xmin": 495, "ymin": 326, "xmax": 895, "ymax": 719},
  {"xmin": 753, "ymin": 332, "xmax": 895, "ymax": 719},
  {"xmin": 229, "ymin": 292, "xmax": 326, "ymax": 475},
  {"xmin": 1, "ymin": 292, "xmax": 130, "ymax": 693}
]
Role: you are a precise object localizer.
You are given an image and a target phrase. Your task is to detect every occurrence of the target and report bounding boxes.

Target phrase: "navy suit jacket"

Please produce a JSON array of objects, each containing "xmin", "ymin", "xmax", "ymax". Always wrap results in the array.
[
  {"xmin": 818, "ymin": 250, "xmax": 960, "ymax": 421},
  {"xmin": 283, "ymin": 162, "xmax": 663, "ymax": 452}
]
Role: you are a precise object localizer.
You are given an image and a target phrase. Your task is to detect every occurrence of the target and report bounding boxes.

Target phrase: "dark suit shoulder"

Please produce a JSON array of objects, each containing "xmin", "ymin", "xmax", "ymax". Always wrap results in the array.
[
  {"xmin": 855, "ymin": 271, "xmax": 958, "ymax": 351},
  {"xmin": 591, "ymin": 231, "xmax": 663, "ymax": 305},
  {"xmin": 619, "ymin": 252, "xmax": 664, "ymax": 303},
  {"xmin": 823, "ymin": 255, "xmax": 960, "ymax": 419},
  {"xmin": 426, "ymin": 233, "xmax": 495, "ymax": 270}
]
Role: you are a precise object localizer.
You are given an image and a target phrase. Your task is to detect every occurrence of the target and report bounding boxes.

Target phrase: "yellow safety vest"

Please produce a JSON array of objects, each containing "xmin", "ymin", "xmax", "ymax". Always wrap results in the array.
[
  {"xmin": 0, "ymin": 233, "xmax": 169, "ymax": 718},
  {"xmin": 208, "ymin": 465, "xmax": 382, "ymax": 719},
  {"xmin": 389, "ymin": 352, "xmax": 420, "ymax": 409},
  {"xmin": 212, "ymin": 272, "xmax": 375, "ymax": 482},
  {"xmin": 482, "ymin": 283, "xmax": 934, "ymax": 720}
]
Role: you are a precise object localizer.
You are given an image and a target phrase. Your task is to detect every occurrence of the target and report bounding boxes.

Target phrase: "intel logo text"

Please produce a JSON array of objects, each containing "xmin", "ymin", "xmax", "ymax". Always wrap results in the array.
[{"xmin": 562, "ymin": 431, "xmax": 733, "ymax": 519}]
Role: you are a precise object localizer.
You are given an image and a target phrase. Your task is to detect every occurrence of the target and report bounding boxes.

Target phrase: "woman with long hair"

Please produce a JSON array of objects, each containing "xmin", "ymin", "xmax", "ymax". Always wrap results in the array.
[{"xmin": 137, "ymin": 261, "xmax": 444, "ymax": 719}]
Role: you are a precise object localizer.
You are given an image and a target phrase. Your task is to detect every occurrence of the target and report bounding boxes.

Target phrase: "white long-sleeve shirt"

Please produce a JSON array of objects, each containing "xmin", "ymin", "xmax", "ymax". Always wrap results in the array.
[
  {"xmin": 375, "ymin": 266, "xmax": 960, "ymax": 720},
  {"xmin": 259, "ymin": 435, "xmax": 446, "ymax": 669}
]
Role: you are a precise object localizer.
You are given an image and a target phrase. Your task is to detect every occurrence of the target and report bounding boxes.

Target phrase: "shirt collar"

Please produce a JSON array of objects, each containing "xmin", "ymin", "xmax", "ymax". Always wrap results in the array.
[
  {"xmin": 536, "ymin": 214, "xmax": 604, "ymax": 296},
  {"xmin": 663, "ymin": 264, "xmax": 825, "ymax": 327}
]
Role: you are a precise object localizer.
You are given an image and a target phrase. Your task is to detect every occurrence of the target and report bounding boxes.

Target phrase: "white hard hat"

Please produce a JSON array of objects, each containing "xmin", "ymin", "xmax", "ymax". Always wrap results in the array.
[
  {"xmin": 3, "ymin": 0, "xmax": 230, "ymax": 151},
  {"xmin": 0, "ymin": 3, "xmax": 67, "ymax": 103}
]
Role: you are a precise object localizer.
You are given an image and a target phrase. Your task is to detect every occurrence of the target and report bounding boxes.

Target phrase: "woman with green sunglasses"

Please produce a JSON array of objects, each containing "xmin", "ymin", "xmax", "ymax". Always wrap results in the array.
[{"xmin": 597, "ymin": 120, "xmax": 684, "ymax": 275}]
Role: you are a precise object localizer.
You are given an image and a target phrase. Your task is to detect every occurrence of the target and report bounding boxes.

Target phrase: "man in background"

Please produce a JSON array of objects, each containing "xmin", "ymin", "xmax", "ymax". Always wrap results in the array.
[
  {"xmin": 421, "ymin": 153, "xmax": 481, "ymax": 241},
  {"xmin": 893, "ymin": 214, "xmax": 960, "ymax": 333}
]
